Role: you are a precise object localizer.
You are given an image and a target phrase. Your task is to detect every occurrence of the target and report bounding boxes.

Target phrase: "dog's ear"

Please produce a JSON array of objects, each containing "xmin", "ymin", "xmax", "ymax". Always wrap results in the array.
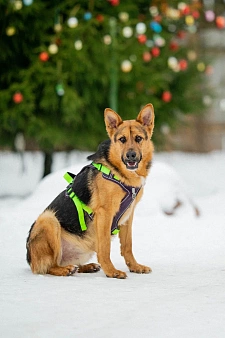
[
  {"xmin": 136, "ymin": 103, "xmax": 154, "ymax": 138},
  {"xmin": 104, "ymin": 108, "xmax": 123, "ymax": 137}
]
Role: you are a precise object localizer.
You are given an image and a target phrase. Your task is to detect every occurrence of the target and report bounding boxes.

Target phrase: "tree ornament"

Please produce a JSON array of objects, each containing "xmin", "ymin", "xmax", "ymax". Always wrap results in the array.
[
  {"xmin": 143, "ymin": 52, "xmax": 152, "ymax": 62},
  {"xmin": 168, "ymin": 24, "xmax": 177, "ymax": 33},
  {"xmin": 216, "ymin": 16, "xmax": 225, "ymax": 29},
  {"xmin": 177, "ymin": 30, "xmax": 186, "ymax": 39},
  {"xmin": 56, "ymin": 84, "xmax": 65, "ymax": 96},
  {"xmin": 109, "ymin": 0, "xmax": 120, "ymax": 6},
  {"xmin": 187, "ymin": 25, "xmax": 197, "ymax": 34},
  {"xmin": 146, "ymin": 39, "xmax": 154, "ymax": 48},
  {"xmin": 122, "ymin": 26, "xmax": 133, "ymax": 38},
  {"xmin": 121, "ymin": 60, "xmax": 132, "ymax": 73},
  {"xmin": 118, "ymin": 12, "xmax": 129, "ymax": 22},
  {"xmin": 181, "ymin": 5, "xmax": 190, "ymax": 16},
  {"xmin": 39, "ymin": 52, "xmax": 49, "ymax": 62},
  {"xmin": 197, "ymin": 62, "xmax": 205, "ymax": 72},
  {"xmin": 54, "ymin": 23, "xmax": 62, "ymax": 33},
  {"xmin": 187, "ymin": 50, "xmax": 197, "ymax": 61},
  {"xmin": 169, "ymin": 40, "xmax": 179, "ymax": 51},
  {"xmin": 129, "ymin": 55, "xmax": 137, "ymax": 62},
  {"xmin": 154, "ymin": 35, "xmax": 165, "ymax": 47},
  {"xmin": 137, "ymin": 34, "xmax": 147, "ymax": 44},
  {"xmin": 149, "ymin": 6, "xmax": 159, "ymax": 17},
  {"xmin": 150, "ymin": 21, "xmax": 162, "ymax": 33},
  {"xmin": 13, "ymin": 92, "xmax": 23, "ymax": 104},
  {"xmin": 14, "ymin": 0, "xmax": 23, "ymax": 10},
  {"xmin": 151, "ymin": 46, "xmax": 160, "ymax": 57},
  {"xmin": 179, "ymin": 59, "xmax": 188, "ymax": 71},
  {"xmin": 103, "ymin": 35, "xmax": 112, "ymax": 45},
  {"xmin": 96, "ymin": 14, "xmax": 104, "ymax": 22},
  {"xmin": 136, "ymin": 22, "xmax": 147, "ymax": 34},
  {"xmin": 162, "ymin": 91, "xmax": 172, "ymax": 102},
  {"xmin": 192, "ymin": 11, "xmax": 200, "ymax": 19},
  {"xmin": 23, "ymin": 0, "xmax": 33, "ymax": 5},
  {"xmin": 205, "ymin": 10, "xmax": 215, "ymax": 22},
  {"xmin": 168, "ymin": 56, "xmax": 178, "ymax": 69},
  {"xmin": 67, "ymin": 17, "xmax": 78, "ymax": 28},
  {"xmin": 178, "ymin": 2, "xmax": 188, "ymax": 13},
  {"xmin": 6, "ymin": 27, "xmax": 16, "ymax": 36},
  {"xmin": 74, "ymin": 40, "xmax": 83, "ymax": 50},
  {"xmin": 48, "ymin": 44, "xmax": 58, "ymax": 54},
  {"xmin": 205, "ymin": 65, "xmax": 213, "ymax": 75},
  {"xmin": 185, "ymin": 15, "xmax": 194, "ymax": 26},
  {"xmin": 166, "ymin": 8, "xmax": 180, "ymax": 20},
  {"xmin": 84, "ymin": 12, "xmax": 92, "ymax": 21}
]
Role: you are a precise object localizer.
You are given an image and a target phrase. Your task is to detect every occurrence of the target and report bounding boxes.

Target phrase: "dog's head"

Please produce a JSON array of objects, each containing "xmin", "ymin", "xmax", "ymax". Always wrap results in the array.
[{"xmin": 104, "ymin": 104, "xmax": 154, "ymax": 177}]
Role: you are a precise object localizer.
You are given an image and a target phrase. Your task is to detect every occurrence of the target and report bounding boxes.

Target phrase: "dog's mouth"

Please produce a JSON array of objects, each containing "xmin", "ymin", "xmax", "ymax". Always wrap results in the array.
[{"xmin": 125, "ymin": 161, "xmax": 138, "ymax": 170}]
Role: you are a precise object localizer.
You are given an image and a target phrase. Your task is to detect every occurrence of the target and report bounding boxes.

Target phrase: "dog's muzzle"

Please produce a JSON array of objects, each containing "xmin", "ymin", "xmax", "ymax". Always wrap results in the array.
[{"xmin": 123, "ymin": 150, "xmax": 140, "ymax": 170}]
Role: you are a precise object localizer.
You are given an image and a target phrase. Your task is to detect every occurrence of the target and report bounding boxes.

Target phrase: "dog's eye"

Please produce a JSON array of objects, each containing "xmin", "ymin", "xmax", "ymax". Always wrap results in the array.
[
  {"xmin": 135, "ymin": 136, "xmax": 143, "ymax": 143},
  {"xmin": 119, "ymin": 136, "xmax": 126, "ymax": 144}
]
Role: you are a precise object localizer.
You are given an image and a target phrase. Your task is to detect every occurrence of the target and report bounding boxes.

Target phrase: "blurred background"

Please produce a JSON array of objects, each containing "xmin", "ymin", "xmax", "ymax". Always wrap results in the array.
[{"xmin": 0, "ymin": 0, "xmax": 225, "ymax": 177}]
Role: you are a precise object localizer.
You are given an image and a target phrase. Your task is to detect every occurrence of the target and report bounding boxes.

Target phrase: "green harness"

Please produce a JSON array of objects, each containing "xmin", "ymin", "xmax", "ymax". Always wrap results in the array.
[{"xmin": 63, "ymin": 162, "xmax": 120, "ymax": 235}]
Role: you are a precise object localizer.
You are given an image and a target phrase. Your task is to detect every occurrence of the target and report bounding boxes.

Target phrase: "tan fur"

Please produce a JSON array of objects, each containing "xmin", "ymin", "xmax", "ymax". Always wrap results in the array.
[{"xmin": 27, "ymin": 104, "xmax": 154, "ymax": 278}]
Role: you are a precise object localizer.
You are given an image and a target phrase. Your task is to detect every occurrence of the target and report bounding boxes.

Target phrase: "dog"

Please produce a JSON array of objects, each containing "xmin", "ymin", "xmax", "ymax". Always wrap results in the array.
[{"xmin": 26, "ymin": 103, "xmax": 155, "ymax": 279}]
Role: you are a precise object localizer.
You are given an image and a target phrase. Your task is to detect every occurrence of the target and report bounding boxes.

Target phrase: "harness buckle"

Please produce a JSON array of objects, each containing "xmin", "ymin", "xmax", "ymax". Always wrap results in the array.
[{"xmin": 132, "ymin": 187, "xmax": 136, "ymax": 199}]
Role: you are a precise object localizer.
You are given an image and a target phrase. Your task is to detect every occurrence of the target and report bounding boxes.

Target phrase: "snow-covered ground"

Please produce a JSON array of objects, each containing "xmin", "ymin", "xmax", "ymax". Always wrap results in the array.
[{"xmin": 0, "ymin": 150, "xmax": 225, "ymax": 338}]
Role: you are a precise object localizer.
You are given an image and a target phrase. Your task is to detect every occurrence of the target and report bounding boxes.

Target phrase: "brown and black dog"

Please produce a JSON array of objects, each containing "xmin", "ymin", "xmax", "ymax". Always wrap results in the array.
[{"xmin": 26, "ymin": 103, "xmax": 155, "ymax": 279}]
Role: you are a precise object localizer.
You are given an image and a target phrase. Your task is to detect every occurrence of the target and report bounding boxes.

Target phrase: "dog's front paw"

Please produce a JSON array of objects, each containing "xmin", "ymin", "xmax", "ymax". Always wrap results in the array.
[
  {"xmin": 129, "ymin": 263, "xmax": 152, "ymax": 274},
  {"xmin": 106, "ymin": 269, "xmax": 127, "ymax": 279}
]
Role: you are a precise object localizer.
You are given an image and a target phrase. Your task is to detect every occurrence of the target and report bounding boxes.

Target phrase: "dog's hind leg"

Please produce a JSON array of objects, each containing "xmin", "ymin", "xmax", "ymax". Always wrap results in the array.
[{"xmin": 27, "ymin": 210, "xmax": 77, "ymax": 276}]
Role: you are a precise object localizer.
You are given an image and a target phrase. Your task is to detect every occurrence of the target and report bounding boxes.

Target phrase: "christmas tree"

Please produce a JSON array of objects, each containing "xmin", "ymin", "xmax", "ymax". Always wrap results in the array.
[{"xmin": 0, "ymin": 0, "xmax": 214, "ymax": 174}]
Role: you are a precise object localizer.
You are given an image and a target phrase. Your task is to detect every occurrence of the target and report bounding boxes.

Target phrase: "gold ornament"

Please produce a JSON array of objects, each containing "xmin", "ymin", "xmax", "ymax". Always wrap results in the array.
[
  {"xmin": 6, "ymin": 26, "xmax": 16, "ymax": 36},
  {"xmin": 121, "ymin": 60, "xmax": 132, "ymax": 72}
]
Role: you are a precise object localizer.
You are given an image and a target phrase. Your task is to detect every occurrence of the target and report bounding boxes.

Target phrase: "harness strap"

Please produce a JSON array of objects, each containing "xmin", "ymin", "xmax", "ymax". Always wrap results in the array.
[
  {"xmin": 64, "ymin": 172, "xmax": 93, "ymax": 231},
  {"xmin": 91, "ymin": 162, "xmax": 120, "ymax": 181}
]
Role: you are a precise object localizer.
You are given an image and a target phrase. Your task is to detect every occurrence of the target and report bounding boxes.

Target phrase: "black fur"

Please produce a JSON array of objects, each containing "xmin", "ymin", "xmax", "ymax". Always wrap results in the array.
[
  {"xmin": 26, "ymin": 222, "xmax": 35, "ymax": 264},
  {"xmin": 87, "ymin": 139, "xmax": 111, "ymax": 162}
]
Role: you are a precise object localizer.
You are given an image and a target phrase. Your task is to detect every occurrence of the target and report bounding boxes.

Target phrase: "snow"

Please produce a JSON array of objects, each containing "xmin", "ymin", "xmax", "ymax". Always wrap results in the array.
[{"xmin": 0, "ymin": 150, "xmax": 225, "ymax": 337}]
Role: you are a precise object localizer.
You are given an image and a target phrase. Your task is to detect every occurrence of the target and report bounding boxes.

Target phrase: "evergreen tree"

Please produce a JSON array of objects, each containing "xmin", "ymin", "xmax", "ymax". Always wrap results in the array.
[{"xmin": 0, "ymin": 0, "xmax": 212, "ymax": 174}]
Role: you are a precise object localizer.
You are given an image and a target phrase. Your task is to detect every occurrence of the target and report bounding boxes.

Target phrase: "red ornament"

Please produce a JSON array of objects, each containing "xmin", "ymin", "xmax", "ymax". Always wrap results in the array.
[
  {"xmin": 179, "ymin": 59, "xmax": 188, "ymax": 71},
  {"xmin": 205, "ymin": 65, "xmax": 214, "ymax": 75},
  {"xmin": 96, "ymin": 14, "xmax": 104, "ymax": 22},
  {"xmin": 177, "ymin": 30, "xmax": 186, "ymax": 39},
  {"xmin": 169, "ymin": 41, "xmax": 179, "ymax": 51},
  {"xmin": 137, "ymin": 34, "xmax": 147, "ymax": 44},
  {"xmin": 192, "ymin": 10, "xmax": 200, "ymax": 19},
  {"xmin": 13, "ymin": 92, "xmax": 23, "ymax": 104},
  {"xmin": 181, "ymin": 6, "xmax": 190, "ymax": 16},
  {"xmin": 151, "ymin": 46, "xmax": 160, "ymax": 57},
  {"xmin": 162, "ymin": 91, "xmax": 172, "ymax": 103},
  {"xmin": 39, "ymin": 52, "xmax": 49, "ymax": 62},
  {"xmin": 154, "ymin": 15, "xmax": 162, "ymax": 23},
  {"xmin": 143, "ymin": 52, "xmax": 152, "ymax": 62},
  {"xmin": 216, "ymin": 16, "xmax": 225, "ymax": 29},
  {"xmin": 109, "ymin": 0, "xmax": 120, "ymax": 6}
]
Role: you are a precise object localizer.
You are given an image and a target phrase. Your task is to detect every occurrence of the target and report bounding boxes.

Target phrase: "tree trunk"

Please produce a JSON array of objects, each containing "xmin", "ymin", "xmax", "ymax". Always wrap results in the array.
[{"xmin": 42, "ymin": 151, "xmax": 53, "ymax": 178}]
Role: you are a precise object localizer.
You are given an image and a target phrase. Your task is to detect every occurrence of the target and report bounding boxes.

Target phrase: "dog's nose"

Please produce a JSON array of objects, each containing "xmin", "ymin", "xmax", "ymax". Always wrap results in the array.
[{"xmin": 126, "ymin": 150, "xmax": 137, "ymax": 161}]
